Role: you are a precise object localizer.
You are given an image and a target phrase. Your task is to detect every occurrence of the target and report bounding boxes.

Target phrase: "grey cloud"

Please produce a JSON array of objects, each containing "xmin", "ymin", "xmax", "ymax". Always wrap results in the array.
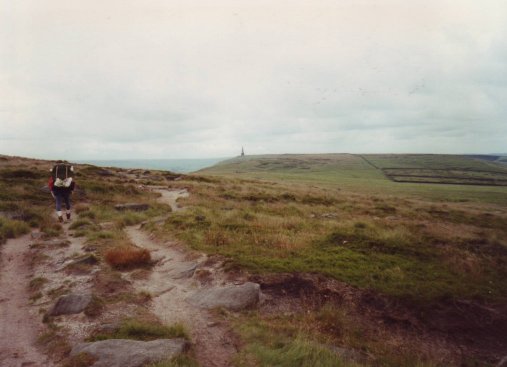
[{"xmin": 1, "ymin": 0, "xmax": 507, "ymax": 159}]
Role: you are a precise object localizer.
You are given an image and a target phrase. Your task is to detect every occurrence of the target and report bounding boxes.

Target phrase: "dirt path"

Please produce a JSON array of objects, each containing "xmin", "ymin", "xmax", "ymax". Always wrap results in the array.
[
  {"xmin": 153, "ymin": 188, "xmax": 189, "ymax": 212},
  {"xmin": 0, "ymin": 235, "xmax": 54, "ymax": 367},
  {"xmin": 125, "ymin": 188, "xmax": 237, "ymax": 367}
]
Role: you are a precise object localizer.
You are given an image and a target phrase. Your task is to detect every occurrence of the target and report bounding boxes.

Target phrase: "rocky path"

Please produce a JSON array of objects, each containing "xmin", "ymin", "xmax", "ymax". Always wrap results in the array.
[
  {"xmin": 125, "ymin": 188, "xmax": 244, "ymax": 367},
  {"xmin": 0, "ymin": 235, "xmax": 54, "ymax": 367},
  {"xmin": 126, "ymin": 227, "xmax": 238, "ymax": 366},
  {"xmin": 0, "ymin": 187, "xmax": 259, "ymax": 367}
]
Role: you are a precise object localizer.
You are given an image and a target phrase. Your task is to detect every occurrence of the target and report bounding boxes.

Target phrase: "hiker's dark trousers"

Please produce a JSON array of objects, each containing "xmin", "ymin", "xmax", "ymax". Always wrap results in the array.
[{"xmin": 53, "ymin": 191, "xmax": 71, "ymax": 211}]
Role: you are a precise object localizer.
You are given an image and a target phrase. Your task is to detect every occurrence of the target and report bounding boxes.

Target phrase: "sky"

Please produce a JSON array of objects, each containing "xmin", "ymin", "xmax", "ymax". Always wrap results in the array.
[{"xmin": 1, "ymin": 0, "xmax": 506, "ymax": 160}]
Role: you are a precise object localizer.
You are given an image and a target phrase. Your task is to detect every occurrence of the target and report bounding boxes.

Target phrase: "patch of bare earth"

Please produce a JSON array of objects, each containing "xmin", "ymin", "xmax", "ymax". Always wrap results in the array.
[{"xmin": 0, "ymin": 235, "xmax": 54, "ymax": 367}]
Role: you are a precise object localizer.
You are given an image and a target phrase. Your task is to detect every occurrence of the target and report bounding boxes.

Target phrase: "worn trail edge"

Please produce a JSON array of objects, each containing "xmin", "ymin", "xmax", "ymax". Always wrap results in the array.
[
  {"xmin": 0, "ymin": 235, "xmax": 54, "ymax": 367},
  {"xmin": 125, "ymin": 188, "xmax": 238, "ymax": 367}
]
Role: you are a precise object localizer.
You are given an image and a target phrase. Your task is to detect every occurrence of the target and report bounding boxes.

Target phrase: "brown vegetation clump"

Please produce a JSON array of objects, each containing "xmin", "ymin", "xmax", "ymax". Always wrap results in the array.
[{"xmin": 105, "ymin": 246, "xmax": 151, "ymax": 269}]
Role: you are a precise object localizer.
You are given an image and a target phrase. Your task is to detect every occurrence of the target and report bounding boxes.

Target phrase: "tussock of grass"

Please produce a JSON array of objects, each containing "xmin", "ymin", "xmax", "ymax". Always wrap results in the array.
[
  {"xmin": 105, "ymin": 246, "xmax": 151, "ymax": 269},
  {"xmin": 84, "ymin": 295, "xmax": 105, "ymax": 317},
  {"xmin": 74, "ymin": 203, "xmax": 91, "ymax": 214},
  {"xmin": 29, "ymin": 276, "xmax": 48, "ymax": 291},
  {"xmin": 115, "ymin": 211, "xmax": 148, "ymax": 227},
  {"xmin": 87, "ymin": 230, "xmax": 117, "ymax": 241},
  {"xmin": 69, "ymin": 219, "xmax": 95, "ymax": 230},
  {"xmin": 89, "ymin": 319, "xmax": 188, "ymax": 341},
  {"xmin": 40, "ymin": 221, "xmax": 63, "ymax": 238},
  {"xmin": 78, "ymin": 210, "xmax": 96, "ymax": 220},
  {"xmin": 0, "ymin": 217, "xmax": 30, "ymax": 243},
  {"xmin": 235, "ymin": 310, "xmax": 448, "ymax": 367},
  {"xmin": 235, "ymin": 319, "xmax": 362, "ymax": 367}
]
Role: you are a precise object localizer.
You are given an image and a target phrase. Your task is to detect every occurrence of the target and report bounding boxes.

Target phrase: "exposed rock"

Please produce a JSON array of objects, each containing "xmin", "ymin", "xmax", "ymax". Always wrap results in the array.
[
  {"xmin": 30, "ymin": 231, "xmax": 43, "ymax": 240},
  {"xmin": 187, "ymin": 282, "xmax": 260, "ymax": 311},
  {"xmin": 163, "ymin": 173, "xmax": 181, "ymax": 181},
  {"xmin": 96, "ymin": 169, "xmax": 114, "ymax": 176},
  {"xmin": 83, "ymin": 245, "xmax": 98, "ymax": 252},
  {"xmin": 70, "ymin": 338, "xmax": 188, "ymax": 367},
  {"xmin": 70, "ymin": 254, "xmax": 99, "ymax": 266},
  {"xmin": 48, "ymin": 292, "xmax": 92, "ymax": 316},
  {"xmin": 99, "ymin": 221, "xmax": 115, "ymax": 230},
  {"xmin": 31, "ymin": 238, "xmax": 70, "ymax": 248},
  {"xmin": 114, "ymin": 203, "xmax": 150, "ymax": 212},
  {"xmin": 147, "ymin": 175, "xmax": 164, "ymax": 181},
  {"xmin": 497, "ymin": 356, "xmax": 507, "ymax": 367},
  {"xmin": 170, "ymin": 262, "xmax": 197, "ymax": 279}
]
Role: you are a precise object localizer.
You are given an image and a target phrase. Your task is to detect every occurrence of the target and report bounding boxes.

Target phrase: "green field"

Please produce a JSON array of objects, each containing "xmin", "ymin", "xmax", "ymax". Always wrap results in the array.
[{"xmin": 200, "ymin": 154, "xmax": 507, "ymax": 205}]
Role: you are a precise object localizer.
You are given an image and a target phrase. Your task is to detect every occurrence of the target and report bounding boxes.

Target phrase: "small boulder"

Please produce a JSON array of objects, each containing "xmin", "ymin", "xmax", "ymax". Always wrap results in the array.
[
  {"xmin": 30, "ymin": 231, "xmax": 44, "ymax": 240},
  {"xmin": 114, "ymin": 203, "xmax": 150, "ymax": 212},
  {"xmin": 70, "ymin": 338, "xmax": 188, "ymax": 367},
  {"xmin": 96, "ymin": 169, "xmax": 114, "ymax": 177},
  {"xmin": 48, "ymin": 293, "xmax": 92, "ymax": 316},
  {"xmin": 70, "ymin": 254, "xmax": 99, "ymax": 266},
  {"xmin": 170, "ymin": 262, "xmax": 197, "ymax": 280},
  {"xmin": 187, "ymin": 282, "xmax": 260, "ymax": 311}
]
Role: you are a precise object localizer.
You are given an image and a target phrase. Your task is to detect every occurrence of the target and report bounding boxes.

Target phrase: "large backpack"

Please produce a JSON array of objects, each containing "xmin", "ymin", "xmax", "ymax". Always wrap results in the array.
[{"xmin": 51, "ymin": 163, "xmax": 74, "ymax": 188}]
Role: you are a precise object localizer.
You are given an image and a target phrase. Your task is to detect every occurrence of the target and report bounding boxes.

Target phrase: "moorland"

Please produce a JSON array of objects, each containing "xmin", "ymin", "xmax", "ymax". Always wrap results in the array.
[{"xmin": 0, "ymin": 153, "xmax": 506, "ymax": 367}]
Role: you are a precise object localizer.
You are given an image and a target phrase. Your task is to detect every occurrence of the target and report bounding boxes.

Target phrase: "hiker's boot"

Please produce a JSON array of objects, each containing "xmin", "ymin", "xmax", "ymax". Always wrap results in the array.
[
  {"xmin": 58, "ymin": 216, "xmax": 63, "ymax": 223},
  {"xmin": 66, "ymin": 212, "xmax": 71, "ymax": 220}
]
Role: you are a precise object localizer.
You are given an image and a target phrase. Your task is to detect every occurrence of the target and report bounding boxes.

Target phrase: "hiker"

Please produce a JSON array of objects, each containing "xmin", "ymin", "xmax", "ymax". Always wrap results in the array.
[{"xmin": 48, "ymin": 160, "xmax": 76, "ymax": 222}]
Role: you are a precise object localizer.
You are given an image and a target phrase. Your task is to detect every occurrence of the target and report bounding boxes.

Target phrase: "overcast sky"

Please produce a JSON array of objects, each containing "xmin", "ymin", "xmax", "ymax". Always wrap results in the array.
[{"xmin": 1, "ymin": 0, "xmax": 506, "ymax": 159}]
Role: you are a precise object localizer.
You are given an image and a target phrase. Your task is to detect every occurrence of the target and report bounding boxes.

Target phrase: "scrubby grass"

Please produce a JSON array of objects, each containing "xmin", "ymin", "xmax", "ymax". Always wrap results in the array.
[
  {"xmin": 148, "ymin": 176, "xmax": 507, "ymax": 302},
  {"xmin": 69, "ymin": 219, "xmax": 96, "ymax": 230},
  {"xmin": 89, "ymin": 319, "xmax": 188, "ymax": 341},
  {"xmin": 0, "ymin": 217, "xmax": 30, "ymax": 243},
  {"xmin": 148, "ymin": 356, "xmax": 199, "ymax": 367},
  {"xmin": 232, "ymin": 309, "xmax": 452, "ymax": 367},
  {"xmin": 234, "ymin": 316, "xmax": 363, "ymax": 367},
  {"xmin": 29, "ymin": 276, "xmax": 48, "ymax": 291},
  {"xmin": 105, "ymin": 245, "xmax": 151, "ymax": 269}
]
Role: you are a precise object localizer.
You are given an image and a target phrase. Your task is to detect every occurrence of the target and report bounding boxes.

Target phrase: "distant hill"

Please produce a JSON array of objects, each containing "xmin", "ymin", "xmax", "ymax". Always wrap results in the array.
[{"xmin": 199, "ymin": 154, "xmax": 507, "ymax": 203}]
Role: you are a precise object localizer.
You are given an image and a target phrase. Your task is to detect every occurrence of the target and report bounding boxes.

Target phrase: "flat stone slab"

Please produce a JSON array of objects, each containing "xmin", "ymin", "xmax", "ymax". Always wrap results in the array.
[
  {"xmin": 187, "ymin": 282, "xmax": 260, "ymax": 311},
  {"xmin": 170, "ymin": 262, "xmax": 198, "ymax": 279},
  {"xmin": 114, "ymin": 203, "xmax": 150, "ymax": 212},
  {"xmin": 48, "ymin": 292, "xmax": 92, "ymax": 316},
  {"xmin": 70, "ymin": 338, "xmax": 188, "ymax": 367}
]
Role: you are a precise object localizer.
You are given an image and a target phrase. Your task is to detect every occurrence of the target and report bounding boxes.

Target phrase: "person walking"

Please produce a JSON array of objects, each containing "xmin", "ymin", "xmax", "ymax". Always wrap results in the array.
[{"xmin": 48, "ymin": 160, "xmax": 76, "ymax": 222}]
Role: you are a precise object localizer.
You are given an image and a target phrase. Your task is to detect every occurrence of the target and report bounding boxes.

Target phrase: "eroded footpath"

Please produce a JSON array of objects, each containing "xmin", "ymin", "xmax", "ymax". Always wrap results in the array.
[
  {"xmin": 124, "ymin": 188, "xmax": 260, "ymax": 367},
  {"xmin": 0, "ymin": 235, "xmax": 54, "ymax": 367},
  {"xmin": 2, "ymin": 187, "xmax": 260, "ymax": 367}
]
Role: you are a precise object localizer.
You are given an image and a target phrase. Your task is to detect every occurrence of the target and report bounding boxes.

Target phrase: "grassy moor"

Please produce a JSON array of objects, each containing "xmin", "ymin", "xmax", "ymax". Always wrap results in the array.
[{"xmin": 1, "ymin": 153, "xmax": 506, "ymax": 366}]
